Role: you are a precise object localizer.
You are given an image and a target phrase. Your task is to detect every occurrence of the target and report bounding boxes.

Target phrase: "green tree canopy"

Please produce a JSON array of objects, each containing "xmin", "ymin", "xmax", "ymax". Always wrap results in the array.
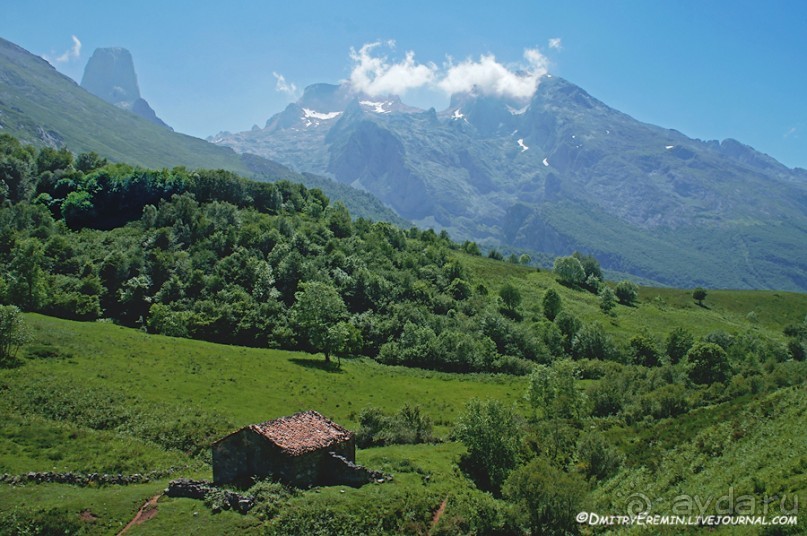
[
  {"xmin": 615, "ymin": 280, "xmax": 639, "ymax": 306},
  {"xmin": 499, "ymin": 283, "xmax": 522, "ymax": 312},
  {"xmin": 291, "ymin": 281, "xmax": 348, "ymax": 362},
  {"xmin": 598, "ymin": 285, "xmax": 616, "ymax": 315},
  {"xmin": 542, "ymin": 288, "xmax": 562, "ymax": 321},
  {"xmin": 502, "ymin": 456, "xmax": 587, "ymax": 536},
  {"xmin": 0, "ymin": 305, "xmax": 29, "ymax": 365},
  {"xmin": 454, "ymin": 398, "xmax": 523, "ymax": 494},
  {"xmin": 686, "ymin": 342, "xmax": 730, "ymax": 385},
  {"xmin": 553, "ymin": 256, "xmax": 586, "ymax": 287}
]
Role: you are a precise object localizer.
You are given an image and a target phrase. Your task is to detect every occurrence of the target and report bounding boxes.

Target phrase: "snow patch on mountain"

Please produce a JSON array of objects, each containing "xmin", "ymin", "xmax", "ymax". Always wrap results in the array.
[
  {"xmin": 517, "ymin": 139, "xmax": 529, "ymax": 152},
  {"xmin": 302, "ymin": 108, "xmax": 342, "ymax": 120},
  {"xmin": 360, "ymin": 100, "xmax": 392, "ymax": 114}
]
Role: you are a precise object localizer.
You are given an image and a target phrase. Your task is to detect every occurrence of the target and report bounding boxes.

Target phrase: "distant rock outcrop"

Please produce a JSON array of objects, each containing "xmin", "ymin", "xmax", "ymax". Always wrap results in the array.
[{"xmin": 81, "ymin": 47, "xmax": 172, "ymax": 130}]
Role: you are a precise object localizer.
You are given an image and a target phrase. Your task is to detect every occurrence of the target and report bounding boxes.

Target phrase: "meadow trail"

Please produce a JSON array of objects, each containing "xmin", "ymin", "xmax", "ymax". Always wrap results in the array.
[{"xmin": 118, "ymin": 493, "xmax": 162, "ymax": 535}]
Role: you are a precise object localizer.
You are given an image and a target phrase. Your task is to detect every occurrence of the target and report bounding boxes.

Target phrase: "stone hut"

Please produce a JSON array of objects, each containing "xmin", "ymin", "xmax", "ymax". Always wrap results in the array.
[{"xmin": 212, "ymin": 410, "xmax": 382, "ymax": 488}]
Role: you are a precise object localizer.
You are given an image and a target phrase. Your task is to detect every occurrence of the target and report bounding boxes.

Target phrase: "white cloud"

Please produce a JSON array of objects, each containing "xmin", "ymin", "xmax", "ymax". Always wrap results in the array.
[
  {"xmin": 437, "ymin": 48, "xmax": 549, "ymax": 100},
  {"xmin": 273, "ymin": 72, "xmax": 299, "ymax": 98},
  {"xmin": 783, "ymin": 126, "xmax": 798, "ymax": 139},
  {"xmin": 346, "ymin": 42, "xmax": 551, "ymax": 101},
  {"xmin": 348, "ymin": 41, "xmax": 437, "ymax": 97},
  {"xmin": 548, "ymin": 37, "xmax": 563, "ymax": 50},
  {"xmin": 48, "ymin": 35, "xmax": 82, "ymax": 64}
]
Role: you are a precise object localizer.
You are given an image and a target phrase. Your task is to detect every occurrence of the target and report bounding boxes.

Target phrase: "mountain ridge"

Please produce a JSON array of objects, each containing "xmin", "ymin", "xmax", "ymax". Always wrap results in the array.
[{"xmin": 213, "ymin": 77, "xmax": 807, "ymax": 291}]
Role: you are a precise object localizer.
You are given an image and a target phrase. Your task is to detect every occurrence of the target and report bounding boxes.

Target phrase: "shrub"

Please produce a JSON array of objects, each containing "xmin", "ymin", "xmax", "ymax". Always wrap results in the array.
[
  {"xmin": 686, "ymin": 342, "xmax": 731, "ymax": 385},
  {"xmin": 356, "ymin": 404, "xmax": 435, "ymax": 447},
  {"xmin": 614, "ymin": 280, "xmax": 639, "ymax": 305},
  {"xmin": 0, "ymin": 305, "xmax": 29, "ymax": 365},
  {"xmin": 502, "ymin": 456, "xmax": 588, "ymax": 536},
  {"xmin": 666, "ymin": 327, "xmax": 694, "ymax": 364},
  {"xmin": 542, "ymin": 288, "xmax": 562, "ymax": 321},
  {"xmin": 577, "ymin": 432, "xmax": 624, "ymax": 481},
  {"xmin": 553, "ymin": 256, "xmax": 586, "ymax": 287},
  {"xmin": 455, "ymin": 399, "xmax": 523, "ymax": 494}
]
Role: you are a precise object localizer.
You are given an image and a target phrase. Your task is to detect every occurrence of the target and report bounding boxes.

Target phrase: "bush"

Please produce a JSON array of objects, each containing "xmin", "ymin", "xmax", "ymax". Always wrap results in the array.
[
  {"xmin": 615, "ymin": 280, "xmax": 639, "ymax": 305},
  {"xmin": 553, "ymin": 256, "xmax": 585, "ymax": 287},
  {"xmin": 431, "ymin": 489, "xmax": 518, "ymax": 536},
  {"xmin": 248, "ymin": 481, "xmax": 296, "ymax": 521},
  {"xmin": 686, "ymin": 342, "xmax": 731, "ymax": 385},
  {"xmin": 0, "ymin": 305, "xmax": 29, "ymax": 365},
  {"xmin": 572, "ymin": 322, "xmax": 617, "ymax": 361},
  {"xmin": 542, "ymin": 288, "xmax": 562, "ymax": 321},
  {"xmin": 0, "ymin": 507, "xmax": 83, "ymax": 536},
  {"xmin": 577, "ymin": 431, "xmax": 624, "ymax": 481},
  {"xmin": 666, "ymin": 327, "xmax": 694, "ymax": 364},
  {"xmin": 502, "ymin": 456, "xmax": 588, "ymax": 536},
  {"xmin": 356, "ymin": 404, "xmax": 435, "ymax": 447},
  {"xmin": 455, "ymin": 399, "xmax": 523, "ymax": 494}
]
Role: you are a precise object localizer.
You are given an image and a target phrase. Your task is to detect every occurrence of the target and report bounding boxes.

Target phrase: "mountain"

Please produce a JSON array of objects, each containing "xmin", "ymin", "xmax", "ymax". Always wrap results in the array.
[
  {"xmin": 80, "ymin": 47, "xmax": 171, "ymax": 129},
  {"xmin": 0, "ymin": 37, "xmax": 407, "ymax": 225},
  {"xmin": 213, "ymin": 79, "xmax": 807, "ymax": 291}
]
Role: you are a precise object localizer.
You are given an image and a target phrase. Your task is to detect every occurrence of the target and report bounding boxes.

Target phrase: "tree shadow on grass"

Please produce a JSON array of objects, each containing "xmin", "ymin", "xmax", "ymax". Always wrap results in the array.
[{"xmin": 289, "ymin": 357, "xmax": 345, "ymax": 373}]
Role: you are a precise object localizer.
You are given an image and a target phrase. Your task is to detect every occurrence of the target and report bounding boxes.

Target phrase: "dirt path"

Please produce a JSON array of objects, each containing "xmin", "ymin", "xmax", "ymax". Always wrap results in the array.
[
  {"xmin": 431, "ymin": 497, "xmax": 448, "ymax": 529},
  {"xmin": 117, "ymin": 493, "xmax": 161, "ymax": 535}
]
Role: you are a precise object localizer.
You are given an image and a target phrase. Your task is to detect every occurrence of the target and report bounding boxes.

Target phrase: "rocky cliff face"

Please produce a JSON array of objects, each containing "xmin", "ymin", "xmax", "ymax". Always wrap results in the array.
[{"xmin": 81, "ymin": 47, "xmax": 172, "ymax": 130}]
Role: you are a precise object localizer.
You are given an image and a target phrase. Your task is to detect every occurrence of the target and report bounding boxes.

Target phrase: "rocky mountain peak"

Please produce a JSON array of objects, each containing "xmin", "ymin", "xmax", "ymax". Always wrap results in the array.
[
  {"xmin": 81, "ymin": 48, "xmax": 140, "ymax": 104},
  {"xmin": 80, "ymin": 47, "xmax": 171, "ymax": 130}
]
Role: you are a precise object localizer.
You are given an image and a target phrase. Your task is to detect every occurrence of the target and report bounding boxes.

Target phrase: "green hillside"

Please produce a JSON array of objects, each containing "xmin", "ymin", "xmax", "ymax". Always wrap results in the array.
[
  {"xmin": 1, "ymin": 295, "xmax": 804, "ymax": 534},
  {"xmin": 0, "ymin": 37, "xmax": 407, "ymax": 226}
]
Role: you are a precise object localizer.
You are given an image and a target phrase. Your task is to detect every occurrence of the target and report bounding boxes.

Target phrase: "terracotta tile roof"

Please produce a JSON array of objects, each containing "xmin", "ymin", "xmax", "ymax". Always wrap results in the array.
[{"xmin": 249, "ymin": 411, "xmax": 353, "ymax": 456}]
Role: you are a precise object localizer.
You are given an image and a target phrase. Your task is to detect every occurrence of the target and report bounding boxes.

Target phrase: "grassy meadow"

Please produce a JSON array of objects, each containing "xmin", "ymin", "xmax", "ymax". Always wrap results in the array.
[{"xmin": 1, "ymin": 256, "xmax": 806, "ymax": 534}]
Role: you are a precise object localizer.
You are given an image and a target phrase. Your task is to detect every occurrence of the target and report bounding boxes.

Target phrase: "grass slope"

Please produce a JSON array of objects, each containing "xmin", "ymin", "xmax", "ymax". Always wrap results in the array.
[{"xmin": 1, "ymin": 262, "xmax": 805, "ymax": 534}]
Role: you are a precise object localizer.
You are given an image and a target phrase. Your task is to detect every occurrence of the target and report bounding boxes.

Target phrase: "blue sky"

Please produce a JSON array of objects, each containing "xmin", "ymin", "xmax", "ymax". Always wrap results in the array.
[{"xmin": 3, "ymin": 1, "xmax": 806, "ymax": 168}]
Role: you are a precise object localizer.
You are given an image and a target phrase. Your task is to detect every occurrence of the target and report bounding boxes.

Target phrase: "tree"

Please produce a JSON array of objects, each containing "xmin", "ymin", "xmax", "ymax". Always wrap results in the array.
[
  {"xmin": 7, "ymin": 239, "xmax": 46, "ymax": 310},
  {"xmin": 454, "ymin": 398, "xmax": 522, "ymax": 494},
  {"xmin": 614, "ymin": 280, "xmax": 639, "ymax": 306},
  {"xmin": 693, "ymin": 287, "xmax": 707, "ymax": 306},
  {"xmin": 542, "ymin": 288, "xmax": 562, "ymax": 321},
  {"xmin": 573, "ymin": 251, "xmax": 602, "ymax": 281},
  {"xmin": 291, "ymin": 282, "xmax": 348, "ymax": 362},
  {"xmin": 554, "ymin": 311, "xmax": 581, "ymax": 355},
  {"xmin": 666, "ymin": 327, "xmax": 694, "ymax": 364},
  {"xmin": 629, "ymin": 333, "xmax": 661, "ymax": 367},
  {"xmin": 325, "ymin": 320, "xmax": 362, "ymax": 365},
  {"xmin": 499, "ymin": 283, "xmax": 522, "ymax": 312},
  {"xmin": 576, "ymin": 432, "xmax": 624, "ymax": 481},
  {"xmin": 503, "ymin": 456, "xmax": 587, "ymax": 536},
  {"xmin": 526, "ymin": 360, "xmax": 586, "ymax": 420},
  {"xmin": 0, "ymin": 305, "xmax": 29, "ymax": 365},
  {"xmin": 572, "ymin": 322, "xmax": 615, "ymax": 361},
  {"xmin": 686, "ymin": 342, "xmax": 730, "ymax": 385},
  {"xmin": 75, "ymin": 151, "xmax": 108, "ymax": 173},
  {"xmin": 598, "ymin": 285, "xmax": 616, "ymax": 315},
  {"xmin": 553, "ymin": 256, "xmax": 586, "ymax": 287}
]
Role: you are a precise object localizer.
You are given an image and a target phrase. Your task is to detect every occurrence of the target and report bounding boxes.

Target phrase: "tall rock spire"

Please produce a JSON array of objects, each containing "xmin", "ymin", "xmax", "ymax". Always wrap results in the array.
[{"xmin": 81, "ymin": 47, "xmax": 172, "ymax": 130}]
